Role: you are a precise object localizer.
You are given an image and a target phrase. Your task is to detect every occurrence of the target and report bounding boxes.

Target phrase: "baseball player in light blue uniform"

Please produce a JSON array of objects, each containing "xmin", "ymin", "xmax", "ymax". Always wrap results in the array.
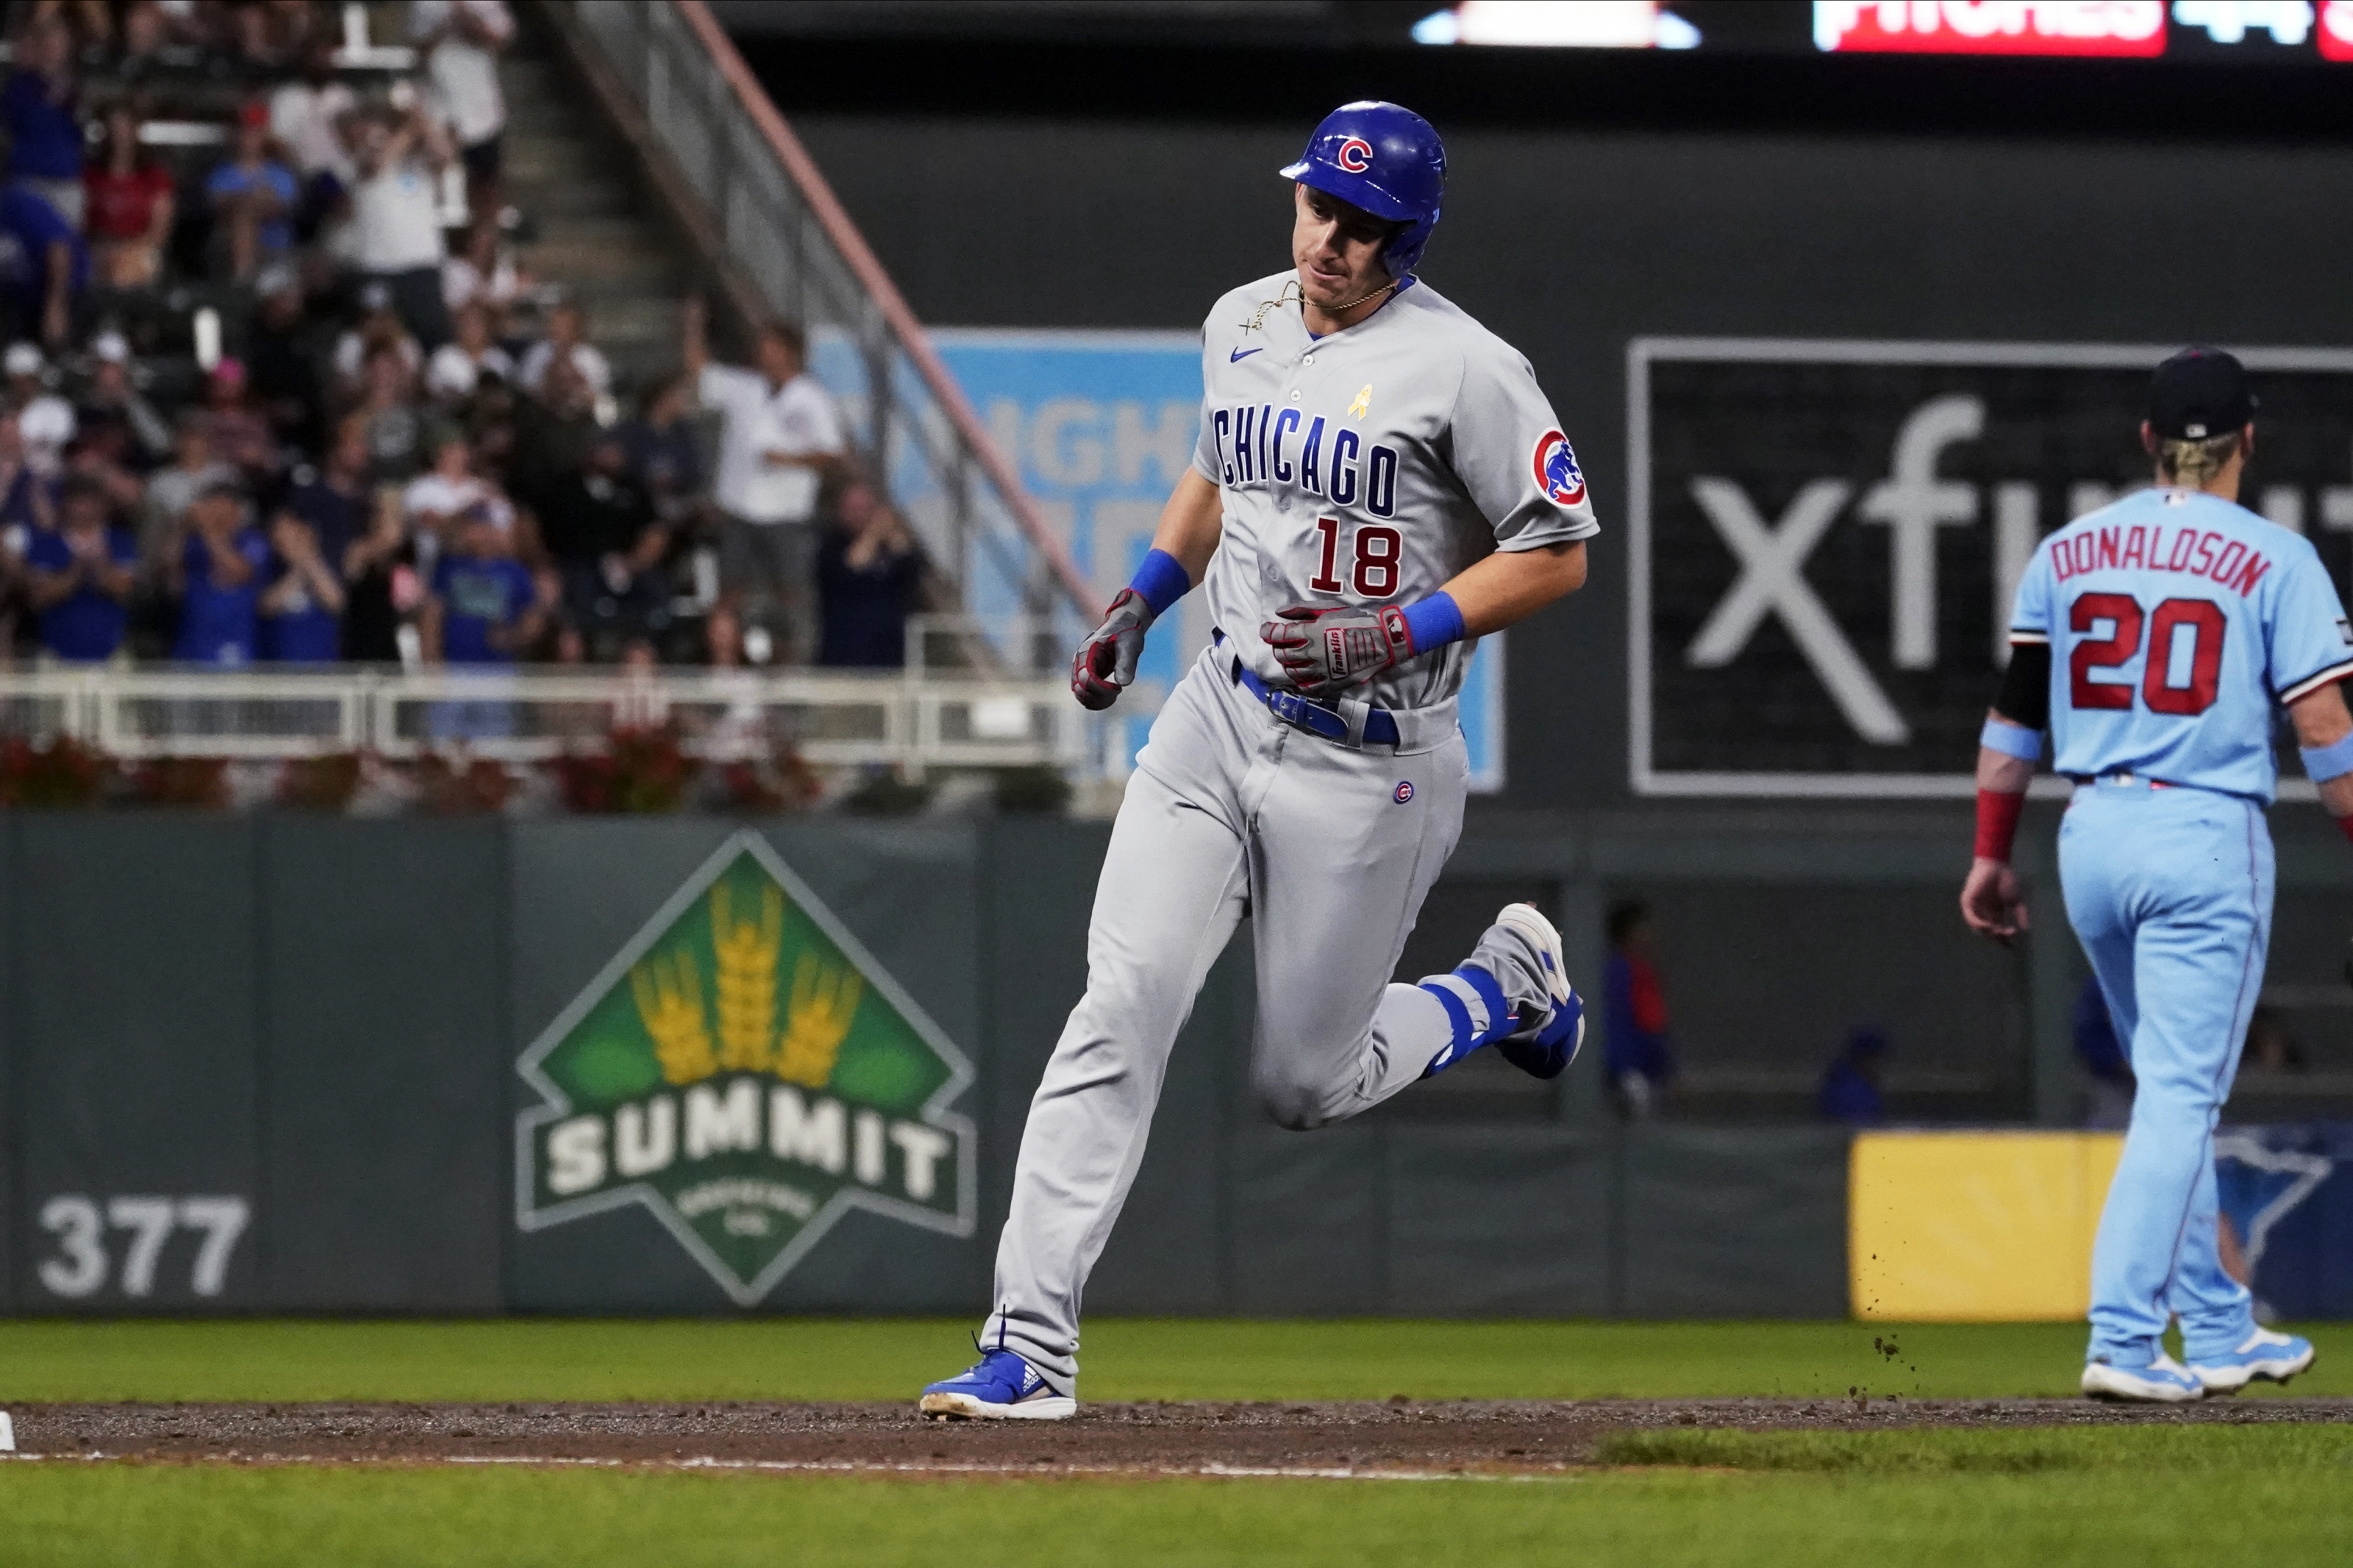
[
  {"xmin": 918, "ymin": 102, "xmax": 1595, "ymax": 1420},
  {"xmin": 1964, "ymin": 348, "xmax": 2353, "ymax": 1401}
]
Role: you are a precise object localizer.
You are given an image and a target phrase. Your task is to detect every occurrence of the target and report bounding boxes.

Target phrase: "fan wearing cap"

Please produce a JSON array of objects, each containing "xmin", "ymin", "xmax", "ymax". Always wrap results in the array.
[
  {"xmin": 1962, "ymin": 348, "xmax": 2353, "ymax": 1404},
  {"xmin": 204, "ymin": 101, "xmax": 300, "ymax": 283},
  {"xmin": 76, "ymin": 332, "xmax": 172, "ymax": 466},
  {"xmin": 4, "ymin": 342, "xmax": 74, "ymax": 476}
]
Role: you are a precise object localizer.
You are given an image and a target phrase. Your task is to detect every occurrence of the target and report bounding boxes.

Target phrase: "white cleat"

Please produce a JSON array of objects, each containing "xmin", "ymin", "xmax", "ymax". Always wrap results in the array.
[
  {"xmin": 1492, "ymin": 903, "xmax": 1585, "ymax": 1078},
  {"xmin": 2082, "ymin": 1353, "xmax": 2205, "ymax": 1403},
  {"xmin": 1496, "ymin": 903, "xmax": 1572, "ymax": 1014},
  {"xmin": 2187, "ymin": 1329, "xmax": 2315, "ymax": 1395}
]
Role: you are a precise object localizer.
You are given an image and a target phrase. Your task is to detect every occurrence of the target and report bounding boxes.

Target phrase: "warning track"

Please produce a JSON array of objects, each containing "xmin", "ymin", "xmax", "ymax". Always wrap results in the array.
[{"xmin": 2, "ymin": 1397, "xmax": 2346, "ymax": 1476}]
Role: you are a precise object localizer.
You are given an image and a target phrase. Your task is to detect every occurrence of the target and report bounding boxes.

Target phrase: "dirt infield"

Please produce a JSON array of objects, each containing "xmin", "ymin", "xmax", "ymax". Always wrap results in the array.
[{"xmin": 6, "ymin": 1397, "xmax": 2348, "ymax": 1475}]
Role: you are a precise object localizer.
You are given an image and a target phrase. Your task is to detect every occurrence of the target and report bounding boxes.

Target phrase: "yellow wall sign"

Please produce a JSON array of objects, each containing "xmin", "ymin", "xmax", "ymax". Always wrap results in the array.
[{"xmin": 1850, "ymin": 1131, "xmax": 2124, "ymax": 1321}]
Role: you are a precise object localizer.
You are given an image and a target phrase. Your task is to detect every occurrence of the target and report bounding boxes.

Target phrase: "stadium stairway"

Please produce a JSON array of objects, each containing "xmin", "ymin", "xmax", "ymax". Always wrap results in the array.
[{"xmin": 498, "ymin": 21, "xmax": 691, "ymax": 394}]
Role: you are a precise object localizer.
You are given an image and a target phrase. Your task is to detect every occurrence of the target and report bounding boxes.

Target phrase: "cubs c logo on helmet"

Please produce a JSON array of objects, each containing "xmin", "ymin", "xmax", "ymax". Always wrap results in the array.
[
  {"xmin": 1532, "ymin": 429, "xmax": 1586, "ymax": 508},
  {"xmin": 1336, "ymin": 137, "xmax": 1374, "ymax": 173}
]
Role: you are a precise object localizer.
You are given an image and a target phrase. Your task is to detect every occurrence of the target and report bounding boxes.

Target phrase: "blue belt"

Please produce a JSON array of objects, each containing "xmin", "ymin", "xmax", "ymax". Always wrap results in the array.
[{"xmin": 1230, "ymin": 656, "xmax": 1401, "ymax": 748}]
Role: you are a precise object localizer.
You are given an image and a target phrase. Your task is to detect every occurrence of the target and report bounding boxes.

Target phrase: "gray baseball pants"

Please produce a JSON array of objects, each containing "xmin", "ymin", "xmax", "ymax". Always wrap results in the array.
[{"xmin": 982, "ymin": 646, "xmax": 1471, "ymax": 1392}]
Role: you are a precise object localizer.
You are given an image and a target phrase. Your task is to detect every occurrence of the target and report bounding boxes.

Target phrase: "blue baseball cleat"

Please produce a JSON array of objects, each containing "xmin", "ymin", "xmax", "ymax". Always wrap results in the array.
[
  {"xmin": 918, "ymin": 1347, "xmax": 1076, "ymax": 1421},
  {"xmin": 2187, "ymin": 1329, "xmax": 2315, "ymax": 1395},
  {"xmin": 2081, "ymin": 1352, "xmax": 2204, "ymax": 1403},
  {"xmin": 1490, "ymin": 903, "xmax": 1585, "ymax": 1081}
]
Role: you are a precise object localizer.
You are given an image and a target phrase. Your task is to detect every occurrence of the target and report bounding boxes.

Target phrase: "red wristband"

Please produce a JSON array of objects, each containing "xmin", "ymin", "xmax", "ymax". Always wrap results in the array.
[
  {"xmin": 2338, "ymin": 815, "xmax": 2353, "ymax": 848},
  {"xmin": 1974, "ymin": 789, "xmax": 2027, "ymax": 862}
]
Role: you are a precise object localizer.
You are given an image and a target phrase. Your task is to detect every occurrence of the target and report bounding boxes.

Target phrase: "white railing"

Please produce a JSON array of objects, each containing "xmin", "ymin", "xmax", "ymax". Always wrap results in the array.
[
  {"xmin": 0, "ymin": 665, "xmax": 1129, "ymax": 778},
  {"xmin": 549, "ymin": 0, "xmax": 1095, "ymax": 665}
]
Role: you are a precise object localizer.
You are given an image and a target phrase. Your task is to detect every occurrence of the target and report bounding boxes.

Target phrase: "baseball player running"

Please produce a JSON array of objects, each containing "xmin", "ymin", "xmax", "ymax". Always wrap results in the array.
[
  {"xmin": 1963, "ymin": 348, "xmax": 2353, "ymax": 1402},
  {"xmin": 921, "ymin": 101, "xmax": 1596, "ymax": 1420}
]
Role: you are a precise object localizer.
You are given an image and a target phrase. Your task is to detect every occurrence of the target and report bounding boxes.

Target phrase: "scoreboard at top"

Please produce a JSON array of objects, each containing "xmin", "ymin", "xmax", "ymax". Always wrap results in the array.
[
  {"xmin": 1815, "ymin": 1, "xmax": 2353, "ymax": 57},
  {"xmin": 1412, "ymin": 1, "xmax": 2353, "ymax": 60}
]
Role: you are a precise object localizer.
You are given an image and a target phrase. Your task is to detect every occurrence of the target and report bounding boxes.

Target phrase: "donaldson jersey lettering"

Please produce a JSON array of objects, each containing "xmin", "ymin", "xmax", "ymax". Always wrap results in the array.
[
  {"xmin": 1190, "ymin": 270, "xmax": 1598, "ymax": 715},
  {"xmin": 2009, "ymin": 487, "xmax": 2353, "ymax": 800}
]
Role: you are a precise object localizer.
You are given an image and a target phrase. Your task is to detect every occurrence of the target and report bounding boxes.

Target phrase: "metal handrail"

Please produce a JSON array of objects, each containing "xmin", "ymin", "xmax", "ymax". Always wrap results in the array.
[
  {"xmin": 0, "ymin": 665, "xmax": 1108, "ymax": 777},
  {"xmin": 548, "ymin": 1, "xmax": 1096, "ymax": 645}
]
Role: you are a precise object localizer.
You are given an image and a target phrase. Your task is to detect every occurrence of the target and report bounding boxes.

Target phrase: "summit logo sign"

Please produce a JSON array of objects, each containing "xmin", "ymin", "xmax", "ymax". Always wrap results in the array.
[{"xmin": 515, "ymin": 831, "xmax": 975, "ymax": 1303}]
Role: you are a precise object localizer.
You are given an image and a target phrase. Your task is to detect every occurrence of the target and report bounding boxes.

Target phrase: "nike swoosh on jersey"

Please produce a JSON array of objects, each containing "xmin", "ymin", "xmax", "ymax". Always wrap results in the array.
[{"xmin": 1229, "ymin": 347, "xmax": 1263, "ymax": 362}]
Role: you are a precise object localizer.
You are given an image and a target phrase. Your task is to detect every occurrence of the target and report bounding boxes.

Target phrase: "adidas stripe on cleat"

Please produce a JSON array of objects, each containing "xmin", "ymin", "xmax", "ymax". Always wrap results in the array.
[
  {"xmin": 1493, "ymin": 903, "xmax": 1585, "ymax": 1081},
  {"xmin": 918, "ymin": 1347, "xmax": 1077, "ymax": 1421}
]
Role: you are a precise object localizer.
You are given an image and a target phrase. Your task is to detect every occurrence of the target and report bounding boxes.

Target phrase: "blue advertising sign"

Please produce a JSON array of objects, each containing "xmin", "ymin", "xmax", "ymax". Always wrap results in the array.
[
  {"xmin": 927, "ymin": 329, "xmax": 1506, "ymax": 790},
  {"xmin": 2216, "ymin": 1124, "xmax": 2353, "ymax": 1322}
]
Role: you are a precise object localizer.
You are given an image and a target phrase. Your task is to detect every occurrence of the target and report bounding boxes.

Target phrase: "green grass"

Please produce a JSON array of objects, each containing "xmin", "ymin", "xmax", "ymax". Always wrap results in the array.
[
  {"xmin": 4, "ymin": 1325, "xmax": 2348, "ymax": 1565},
  {"xmin": 0, "ymin": 1317, "xmax": 2344, "ymax": 1403},
  {"xmin": 1, "ymin": 1439, "xmax": 2350, "ymax": 1568},
  {"xmin": 1599, "ymin": 1422, "xmax": 2353, "ymax": 1473}
]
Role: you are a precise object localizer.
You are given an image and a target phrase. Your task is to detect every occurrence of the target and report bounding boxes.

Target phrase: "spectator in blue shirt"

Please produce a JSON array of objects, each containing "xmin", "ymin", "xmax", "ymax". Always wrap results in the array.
[
  {"xmin": 206, "ymin": 103, "xmax": 300, "ymax": 283},
  {"xmin": 1603, "ymin": 899, "xmax": 1678, "ymax": 1117},
  {"xmin": 1818, "ymin": 1027, "xmax": 1889, "ymax": 1126},
  {"xmin": 817, "ymin": 476, "xmax": 921, "ymax": 668},
  {"xmin": 0, "ymin": 184, "xmax": 88, "ymax": 348},
  {"xmin": 171, "ymin": 481, "xmax": 268, "ymax": 664},
  {"xmin": 424, "ymin": 509, "xmax": 549, "ymax": 665},
  {"xmin": 25, "ymin": 476, "xmax": 136, "ymax": 662},
  {"xmin": 258, "ymin": 511, "xmax": 346, "ymax": 662},
  {"xmin": 281, "ymin": 419, "xmax": 401, "ymax": 659},
  {"xmin": 2, "ymin": 19, "xmax": 85, "ymax": 223}
]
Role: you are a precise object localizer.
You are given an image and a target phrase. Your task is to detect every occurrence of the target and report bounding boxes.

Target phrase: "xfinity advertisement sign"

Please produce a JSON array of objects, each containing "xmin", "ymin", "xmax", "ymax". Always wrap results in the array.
[{"xmin": 1628, "ymin": 339, "xmax": 2353, "ymax": 796}]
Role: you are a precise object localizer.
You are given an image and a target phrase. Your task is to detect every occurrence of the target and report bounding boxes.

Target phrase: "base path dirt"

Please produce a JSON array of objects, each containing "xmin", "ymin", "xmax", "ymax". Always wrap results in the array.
[{"xmin": 5, "ymin": 1397, "xmax": 2349, "ymax": 1475}]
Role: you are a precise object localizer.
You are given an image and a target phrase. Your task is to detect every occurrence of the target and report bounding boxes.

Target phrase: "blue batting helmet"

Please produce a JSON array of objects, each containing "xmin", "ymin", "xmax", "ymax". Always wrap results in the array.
[{"xmin": 1279, "ymin": 101, "xmax": 1446, "ymax": 277}]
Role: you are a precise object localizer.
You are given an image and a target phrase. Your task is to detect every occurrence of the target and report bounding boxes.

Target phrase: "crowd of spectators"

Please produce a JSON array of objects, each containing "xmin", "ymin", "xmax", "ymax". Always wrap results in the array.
[{"xmin": 0, "ymin": 0, "xmax": 926, "ymax": 676}]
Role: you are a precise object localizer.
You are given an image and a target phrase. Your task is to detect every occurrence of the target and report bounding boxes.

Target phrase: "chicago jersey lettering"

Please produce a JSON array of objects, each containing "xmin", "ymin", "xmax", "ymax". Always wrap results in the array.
[{"xmin": 1192, "ymin": 271, "xmax": 1598, "ymax": 715}]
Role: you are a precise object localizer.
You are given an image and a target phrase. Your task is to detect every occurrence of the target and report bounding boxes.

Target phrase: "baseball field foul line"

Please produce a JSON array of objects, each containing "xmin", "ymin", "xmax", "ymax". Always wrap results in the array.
[{"xmin": 0, "ymin": 1448, "xmax": 1575, "ymax": 1483}]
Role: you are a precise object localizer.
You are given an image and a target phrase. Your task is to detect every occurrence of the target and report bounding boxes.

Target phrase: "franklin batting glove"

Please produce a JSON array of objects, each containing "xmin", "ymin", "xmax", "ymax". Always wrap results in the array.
[
  {"xmin": 1261, "ymin": 603, "xmax": 1415, "ymax": 697},
  {"xmin": 1071, "ymin": 589, "xmax": 1155, "ymax": 711}
]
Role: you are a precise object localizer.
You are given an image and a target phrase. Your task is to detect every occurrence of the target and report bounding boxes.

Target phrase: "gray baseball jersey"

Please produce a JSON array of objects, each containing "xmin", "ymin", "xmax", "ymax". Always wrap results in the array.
[
  {"xmin": 1191, "ymin": 271, "xmax": 1598, "ymax": 712},
  {"xmin": 973, "ymin": 274, "xmax": 1596, "ymax": 1401}
]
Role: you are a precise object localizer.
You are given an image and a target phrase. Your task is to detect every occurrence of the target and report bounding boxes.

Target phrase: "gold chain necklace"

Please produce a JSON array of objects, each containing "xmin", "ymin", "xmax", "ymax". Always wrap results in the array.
[{"xmin": 1241, "ymin": 276, "xmax": 1398, "ymax": 333}]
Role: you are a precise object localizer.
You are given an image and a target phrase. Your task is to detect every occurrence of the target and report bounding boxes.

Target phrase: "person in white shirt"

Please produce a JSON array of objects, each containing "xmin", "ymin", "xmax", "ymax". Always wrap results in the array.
[
  {"xmin": 409, "ymin": 0, "xmax": 513, "ymax": 222},
  {"xmin": 441, "ymin": 218, "xmax": 528, "ymax": 321},
  {"xmin": 680, "ymin": 297, "xmax": 846, "ymax": 665},
  {"xmin": 268, "ymin": 37, "xmax": 357, "ymax": 242},
  {"xmin": 4, "ymin": 342, "xmax": 74, "ymax": 477},
  {"xmin": 426, "ymin": 301, "xmax": 515, "ymax": 402},
  {"xmin": 340, "ymin": 99, "xmax": 454, "ymax": 348},
  {"xmin": 143, "ymin": 413, "xmax": 237, "ymax": 564},
  {"xmin": 332, "ymin": 284, "xmax": 424, "ymax": 398},
  {"xmin": 402, "ymin": 432, "xmax": 513, "ymax": 580},
  {"xmin": 515, "ymin": 301, "xmax": 611, "ymax": 399}
]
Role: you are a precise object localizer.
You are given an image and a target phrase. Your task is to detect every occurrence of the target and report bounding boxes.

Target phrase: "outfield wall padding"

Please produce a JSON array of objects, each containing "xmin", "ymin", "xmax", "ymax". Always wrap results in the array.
[{"xmin": 4, "ymin": 815, "xmax": 1879, "ymax": 1318}]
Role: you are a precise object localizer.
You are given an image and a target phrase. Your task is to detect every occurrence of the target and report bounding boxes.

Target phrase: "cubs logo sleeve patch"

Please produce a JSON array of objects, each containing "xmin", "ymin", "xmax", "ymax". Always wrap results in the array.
[{"xmin": 1534, "ymin": 429, "xmax": 1586, "ymax": 508}]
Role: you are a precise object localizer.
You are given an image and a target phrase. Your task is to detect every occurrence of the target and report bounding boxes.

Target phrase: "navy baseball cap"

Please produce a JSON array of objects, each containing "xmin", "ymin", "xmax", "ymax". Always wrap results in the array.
[{"xmin": 2148, "ymin": 347, "xmax": 2255, "ymax": 441}]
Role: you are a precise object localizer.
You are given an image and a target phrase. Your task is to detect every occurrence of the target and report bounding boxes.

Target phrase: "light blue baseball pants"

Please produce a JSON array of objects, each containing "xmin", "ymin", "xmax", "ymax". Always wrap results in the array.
[{"xmin": 2059, "ymin": 780, "xmax": 2271, "ymax": 1366}]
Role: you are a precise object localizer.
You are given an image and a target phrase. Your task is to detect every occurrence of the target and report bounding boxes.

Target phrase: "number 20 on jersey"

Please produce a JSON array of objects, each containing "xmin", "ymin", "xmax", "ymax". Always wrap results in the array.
[{"xmin": 2070, "ymin": 593, "xmax": 2224, "ymax": 715}]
